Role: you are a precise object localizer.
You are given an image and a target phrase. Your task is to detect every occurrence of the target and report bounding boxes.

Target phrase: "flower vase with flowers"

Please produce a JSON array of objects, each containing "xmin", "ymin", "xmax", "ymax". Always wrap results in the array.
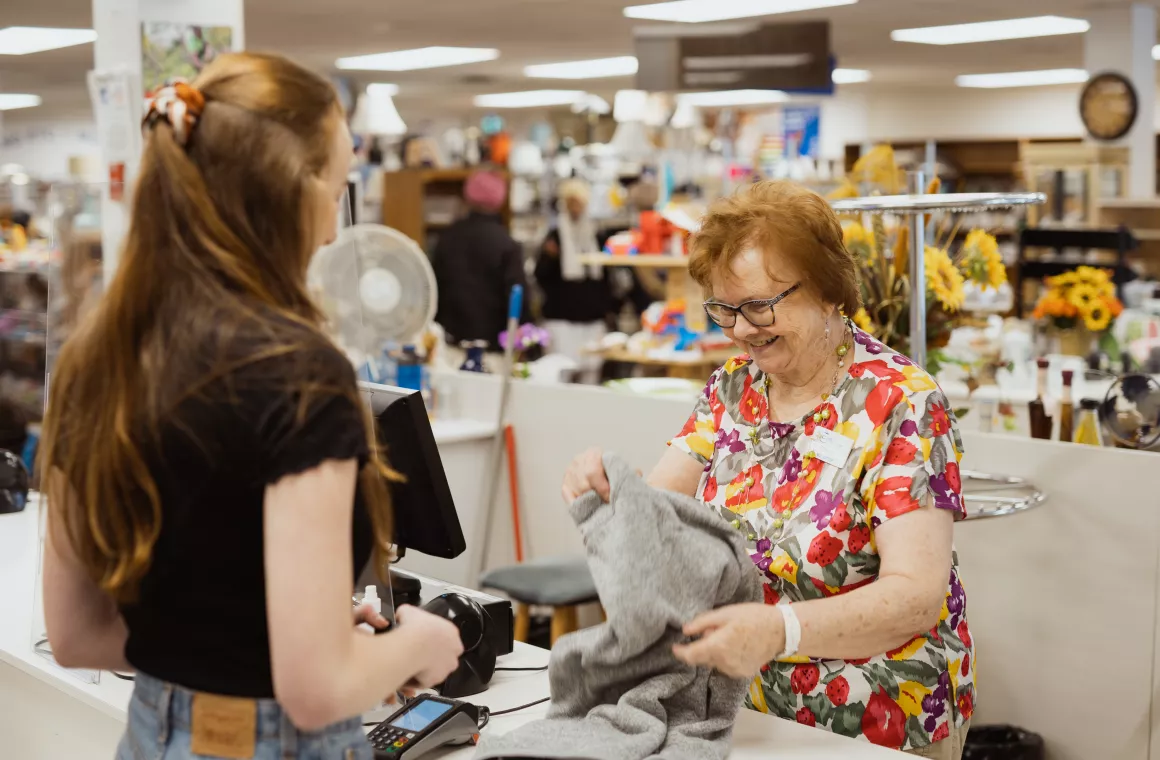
[
  {"xmin": 1031, "ymin": 266, "xmax": 1123, "ymax": 356},
  {"xmin": 498, "ymin": 323, "xmax": 551, "ymax": 378}
]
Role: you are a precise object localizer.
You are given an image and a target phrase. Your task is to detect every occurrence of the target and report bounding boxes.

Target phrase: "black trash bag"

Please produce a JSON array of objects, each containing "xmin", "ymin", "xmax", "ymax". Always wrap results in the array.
[
  {"xmin": 0, "ymin": 449, "xmax": 29, "ymax": 514},
  {"xmin": 963, "ymin": 725, "xmax": 1045, "ymax": 760}
]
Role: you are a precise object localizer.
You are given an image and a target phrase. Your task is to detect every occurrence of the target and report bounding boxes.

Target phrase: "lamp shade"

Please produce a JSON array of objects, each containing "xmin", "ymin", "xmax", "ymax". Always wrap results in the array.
[
  {"xmin": 351, "ymin": 89, "xmax": 407, "ymax": 136},
  {"xmin": 613, "ymin": 89, "xmax": 649, "ymax": 123}
]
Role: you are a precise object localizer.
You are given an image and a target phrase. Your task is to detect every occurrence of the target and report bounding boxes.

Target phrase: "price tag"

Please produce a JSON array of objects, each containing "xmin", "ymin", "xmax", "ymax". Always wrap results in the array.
[{"xmin": 811, "ymin": 427, "xmax": 854, "ymax": 468}]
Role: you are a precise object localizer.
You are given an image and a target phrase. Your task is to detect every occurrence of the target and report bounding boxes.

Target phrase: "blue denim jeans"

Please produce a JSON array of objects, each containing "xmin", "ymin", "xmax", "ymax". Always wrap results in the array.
[{"xmin": 115, "ymin": 672, "xmax": 373, "ymax": 760}]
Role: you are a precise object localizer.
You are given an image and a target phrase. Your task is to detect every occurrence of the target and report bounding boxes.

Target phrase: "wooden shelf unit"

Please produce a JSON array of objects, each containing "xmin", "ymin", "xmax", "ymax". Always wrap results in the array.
[{"xmin": 382, "ymin": 168, "xmax": 511, "ymax": 250}]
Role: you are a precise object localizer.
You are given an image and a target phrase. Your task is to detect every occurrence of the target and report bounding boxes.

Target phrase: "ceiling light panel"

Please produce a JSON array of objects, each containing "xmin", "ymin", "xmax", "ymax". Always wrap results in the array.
[
  {"xmin": 892, "ymin": 16, "xmax": 1090, "ymax": 45},
  {"xmin": 336, "ymin": 47, "xmax": 499, "ymax": 71},
  {"xmin": 367, "ymin": 83, "xmax": 400, "ymax": 96},
  {"xmin": 524, "ymin": 56, "xmax": 639, "ymax": 79},
  {"xmin": 0, "ymin": 27, "xmax": 97, "ymax": 55},
  {"xmin": 474, "ymin": 90, "xmax": 587, "ymax": 108},
  {"xmin": 624, "ymin": 0, "xmax": 856, "ymax": 24},
  {"xmin": 0, "ymin": 94, "xmax": 43, "ymax": 110},
  {"xmin": 677, "ymin": 89, "xmax": 788, "ymax": 107},
  {"xmin": 955, "ymin": 69, "xmax": 1089, "ymax": 88}
]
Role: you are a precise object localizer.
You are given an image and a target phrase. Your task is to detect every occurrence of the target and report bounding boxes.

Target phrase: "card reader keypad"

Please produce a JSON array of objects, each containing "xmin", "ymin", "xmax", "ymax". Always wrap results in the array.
[{"xmin": 368, "ymin": 723, "xmax": 416, "ymax": 754}]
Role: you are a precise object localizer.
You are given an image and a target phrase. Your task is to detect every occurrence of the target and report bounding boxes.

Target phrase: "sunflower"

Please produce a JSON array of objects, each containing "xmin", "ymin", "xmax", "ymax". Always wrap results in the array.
[
  {"xmin": 842, "ymin": 223, "xmax": 876, "ymax": 261},
  {"xmin": 925, "ymin": 245, "xmax": 965, "ymax": 311},
  {"xmin": 959, "ymin": 229, "xmax": 1006, "ymax": 290},
  {"xmin": 1067, "ymin": 284, "xmax": 1100, "ymax": 312},
  {"xmin": 1082, "ymin": 301, "xmax": 1111, "ymax": 332},
  {"xmin": 853, "ymin": 307, "xmax": 874, "ymax": 334}
]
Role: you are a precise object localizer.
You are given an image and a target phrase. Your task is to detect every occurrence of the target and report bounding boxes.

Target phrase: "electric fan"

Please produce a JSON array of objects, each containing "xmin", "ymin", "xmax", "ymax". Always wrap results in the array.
[
  {"xmin": 1100, "ymin": 373, "xmax": 1160, "ymax": 450},
  {"xmin": 307, "ymin": 224, "xmax": 437, "ymax": 363}
]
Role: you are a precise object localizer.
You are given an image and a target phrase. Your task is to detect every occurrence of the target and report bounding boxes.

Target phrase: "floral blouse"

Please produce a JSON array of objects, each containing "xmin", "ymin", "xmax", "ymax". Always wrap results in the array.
[{"xmin": 670, "ymin": 326, "xmax": 975, "ymax": 752}]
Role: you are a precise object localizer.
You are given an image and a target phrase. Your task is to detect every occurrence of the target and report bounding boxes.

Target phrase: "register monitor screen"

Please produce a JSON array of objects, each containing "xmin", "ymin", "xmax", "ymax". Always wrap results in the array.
[{"xmin": 358, "ymin": 382, "xmax": 467, "ymax": 559}]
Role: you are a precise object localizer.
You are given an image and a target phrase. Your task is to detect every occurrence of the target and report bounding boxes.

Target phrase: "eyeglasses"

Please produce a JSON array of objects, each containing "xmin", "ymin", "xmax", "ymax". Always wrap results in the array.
[{"xmin": 703, "ymin": 284, "xmax": 800, "ymax": 328}]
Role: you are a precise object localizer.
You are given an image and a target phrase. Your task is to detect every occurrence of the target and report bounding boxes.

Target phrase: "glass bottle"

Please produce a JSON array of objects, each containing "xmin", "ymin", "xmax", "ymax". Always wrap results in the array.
[
  {"xmin": 1058, "ymin": 369, "xmax": 1075, "ymax": 443},
  {"xmin": 1073, "ymin": 398, "xmax": 1104, "ymax": 446}
]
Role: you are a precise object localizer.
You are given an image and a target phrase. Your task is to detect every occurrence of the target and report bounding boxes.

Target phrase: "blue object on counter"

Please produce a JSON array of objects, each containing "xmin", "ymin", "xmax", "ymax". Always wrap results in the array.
[
  {"xmin": 396, "ymin": 344, "xmax": 424, "ymax": 391},
  {"xmin": 508, "ymin": 285, "xmax": 524, "ymax": 321},
  {"xmin": 460, "ymin": 341, "xmax": 488, "ymax": 373}
]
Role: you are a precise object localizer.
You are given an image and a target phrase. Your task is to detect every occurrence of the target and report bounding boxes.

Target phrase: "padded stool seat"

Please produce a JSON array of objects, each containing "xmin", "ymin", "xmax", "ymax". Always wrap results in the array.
[{"xmin": 481, "ymin": 556, "xmax": 600, "ymax": 645}]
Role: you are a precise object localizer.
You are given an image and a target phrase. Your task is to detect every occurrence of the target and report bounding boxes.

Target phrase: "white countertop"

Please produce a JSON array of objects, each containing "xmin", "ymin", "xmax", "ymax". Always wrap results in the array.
[{"xmin": 1, "ymin": 500, "xmax": 897, "ymax": 759}]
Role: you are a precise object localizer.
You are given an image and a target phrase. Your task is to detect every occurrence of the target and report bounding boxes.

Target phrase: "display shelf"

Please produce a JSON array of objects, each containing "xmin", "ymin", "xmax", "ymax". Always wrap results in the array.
[{"xmin": 576, "ymin": 253, "xmax": 689, "ymax": 269}]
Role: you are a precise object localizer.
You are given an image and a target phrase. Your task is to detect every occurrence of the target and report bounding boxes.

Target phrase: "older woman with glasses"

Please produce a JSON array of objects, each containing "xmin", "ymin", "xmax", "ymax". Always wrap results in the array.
[{"xmin": 562, "ymin": 181, "xmax": 974, "ymax": 760}]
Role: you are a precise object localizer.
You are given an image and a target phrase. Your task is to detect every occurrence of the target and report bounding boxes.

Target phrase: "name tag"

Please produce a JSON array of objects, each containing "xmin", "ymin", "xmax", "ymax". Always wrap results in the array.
[
  {"xmin": 811, "ymin": 427, "xmax": 854, "ymax": 468},
  {"xmin": 191, "ymin": 694, "xmax": 257, "ymax": 760}
]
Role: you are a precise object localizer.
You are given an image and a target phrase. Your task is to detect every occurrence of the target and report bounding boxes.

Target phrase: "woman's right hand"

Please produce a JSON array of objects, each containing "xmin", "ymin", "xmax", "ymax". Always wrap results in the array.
[
  {"xmin": 562, "ymin": 447, "xmax": 611, "ymax": 503},
  {"xmin": 395, "ymin": 605, "xmax": 464, "ymax": 688}
]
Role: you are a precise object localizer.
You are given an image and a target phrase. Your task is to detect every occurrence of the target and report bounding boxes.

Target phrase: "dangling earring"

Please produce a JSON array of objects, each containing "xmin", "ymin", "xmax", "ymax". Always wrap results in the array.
[{"xmin": 824, "ymin": 315, "xmax": 831, "ymax": 343}]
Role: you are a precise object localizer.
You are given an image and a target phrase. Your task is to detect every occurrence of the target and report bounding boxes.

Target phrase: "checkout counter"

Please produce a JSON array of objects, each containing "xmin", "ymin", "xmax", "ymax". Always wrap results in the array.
[{"xmin": 0, "ymin": 380, "xmax": 907, "ymax": 760}]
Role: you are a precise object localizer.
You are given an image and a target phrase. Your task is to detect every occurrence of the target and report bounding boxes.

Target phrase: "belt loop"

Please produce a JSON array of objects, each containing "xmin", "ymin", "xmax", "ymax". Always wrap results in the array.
[
  {"xmin": 280, "ymin": 709, "xmax": 298, "ymax": 759},
  {"xmin": 157, "ymin": 682, "xmax": 174, "ymax": 746}
]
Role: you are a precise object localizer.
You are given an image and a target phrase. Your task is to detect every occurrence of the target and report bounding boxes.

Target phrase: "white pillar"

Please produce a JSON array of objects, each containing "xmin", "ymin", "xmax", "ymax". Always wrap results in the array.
[
  {"xmin": 91, "ymin": 0, "xmax": 244, "ymax": 280},
  {"xmin": 1084, "ymin": 3, "xmax": 1156, "ymax": 198}
]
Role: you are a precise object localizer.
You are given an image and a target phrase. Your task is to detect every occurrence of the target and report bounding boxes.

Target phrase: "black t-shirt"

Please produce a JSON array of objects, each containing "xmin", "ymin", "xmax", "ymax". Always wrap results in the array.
[{"xmin": 117, "ymin": 336, "xmax": 372, "ymax": 698}]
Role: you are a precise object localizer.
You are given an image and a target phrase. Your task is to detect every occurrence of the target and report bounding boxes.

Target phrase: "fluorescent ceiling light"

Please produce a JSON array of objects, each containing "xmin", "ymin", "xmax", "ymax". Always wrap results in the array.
[
  {"xmin": 473, "ymin": 90, "xmax": 587, "ymax": 108},
  {"xmin": 955, "ymin": 69, "xmax": 1089, "ymax": 89},
  {"xmin": 892, "ymin": 16, "xmax": 1089, "ymax": 45},
  {"xmin": 624, "ymin": 0, "xmax": 856, "ymax": 23},
  {"xmin": 832, "ymin": 68, "xmax": 870, "ymax": 84},
  {"xmin": 678, "ymin": 89, "xmax": 788, "ymax": 107},
  {"xmin": 367, "ymin": 83, "xmax": 399, "ymax": 96},
  {"xmin": 336, "ymin": 46, "xmax": 498, "ymax": 71},
  {"xmin": 0, "ymin": 27, "xmax": 96, "ymax": 55},
  {"xmin": 0, "ymin": 94, "xmax": 42, "ymax": 111},
  {"xmin": 525, "ymin": 56, "xmax": 639, "ymax": 79}
]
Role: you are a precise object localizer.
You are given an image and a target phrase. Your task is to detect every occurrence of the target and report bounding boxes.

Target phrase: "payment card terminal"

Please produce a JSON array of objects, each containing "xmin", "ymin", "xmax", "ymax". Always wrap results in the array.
[{"xmin": 368, "ymin": 695, "xmax": 480, "ymax": 758}]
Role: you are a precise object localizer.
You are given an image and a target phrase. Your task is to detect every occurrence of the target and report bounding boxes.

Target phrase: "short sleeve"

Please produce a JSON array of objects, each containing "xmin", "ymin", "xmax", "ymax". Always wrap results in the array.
[
  {"xmin": 668, "ymin": 370, "xmax": 721, "ymax": 466},
  {"xmin": 861, "ymin": 387, "xmax": 966, "ymax": 525},
  {"xmin": 248, "ymin": 345, "xmax": 369, "ymax": 486}
]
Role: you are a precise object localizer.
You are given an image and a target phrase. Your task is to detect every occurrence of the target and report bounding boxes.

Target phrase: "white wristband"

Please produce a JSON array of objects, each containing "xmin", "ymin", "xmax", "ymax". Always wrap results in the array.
[{"xmin": 777, "ymin": 604, "xmax": 801, "ymax": 660}]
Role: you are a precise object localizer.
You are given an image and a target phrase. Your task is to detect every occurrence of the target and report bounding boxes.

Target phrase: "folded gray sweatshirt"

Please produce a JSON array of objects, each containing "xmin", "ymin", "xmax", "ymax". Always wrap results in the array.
[{"xmin": 475, "ymin": 453, "xmax": 763, "ymax": 760}]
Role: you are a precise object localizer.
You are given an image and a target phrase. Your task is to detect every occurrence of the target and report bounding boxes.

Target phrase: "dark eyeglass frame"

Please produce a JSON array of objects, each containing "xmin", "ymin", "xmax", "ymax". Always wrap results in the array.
[{"xmin": 703, "ymin": 283, "xmax": 801, "ymax": 328}]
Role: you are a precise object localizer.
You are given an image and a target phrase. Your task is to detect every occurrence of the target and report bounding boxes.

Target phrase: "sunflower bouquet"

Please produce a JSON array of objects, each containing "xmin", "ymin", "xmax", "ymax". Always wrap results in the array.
[
  {"xmin": 843, "ymin": 222, "xmax": 1005, "ymax": 365},
  {"xmin": 1031, "ymin": 266, "xmax": 1123, "ymax": 333}
]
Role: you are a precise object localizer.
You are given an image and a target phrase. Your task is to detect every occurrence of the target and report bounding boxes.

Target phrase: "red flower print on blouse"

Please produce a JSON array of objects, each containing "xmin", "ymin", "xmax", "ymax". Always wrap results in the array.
[
  {"xmin": 796, "ymin": 706, "xmax": 816, "ymax": 727},
  {"xmin": 762, "ymin": 584, "xmax": 780, "ymax": 606},
  {"xmin": 828, "ymin": 501, "xmax": 852, "ymax": 532},
  {"xmin": 676, "ymin": 413, "xmax": 697, "ymax": 439},
  {"xmin": 862, "ymin": 688, "xmax": 907, "ymax": 749},
  {"xmin": 931, "ymin": 722, "xmax": 950, "ymax": 743},
  {"xmin": 710, "ymin": 389, "xmax": 727, "ymax": 429},
  {"xmin": 957, "ymin": 619, "xmax": 972, "ymax": 649},
  {"xmin": 885, "ymin": 437, "xmax": 918, "ymax": 465},
  {"xmin": 803, "ymin": 402, "xmax": 838, "ymax": 436},
  {"xmin": 930, "ymin": 402, "xmax": 951, "ymax": 437},
  {"xmin": 771, "ymin": 458, "xmax": 823, "ymax": 512},
  {"xmin": 807, "ymin": 531, "xmax": 843, "ymax": 566},
  {"xmin": 725, "ymin": 464, "xmax": 765, "ymax": 510},
  {"xmin": 826, "ymin": 676, "xmax": 850, "ymax": 706},
  {"xmin": 866, "ymin": 381, "xmax": 905, "ymax": 427},
  {"xmin": 957, "ymin": 689, "xmax": 975, "ymax": 720},
  {"xmin": 945, "ymin": 461, "xmax": 962, "ymax": 493},
  {"xmin": 848, "ymin": 525, "xmax": 871, "ymax": 553},
  {"xmin": 849, "ymin": 359, "xmax": 905, "ymax": 383},
  {"xmin": 702, "ymin": 475, "xmax": 718, "ymax": 502},
  {"xmin": 738, "ymin": 374, "xmax": 769, "ymax": 425},
  {"xmin": 791, "ymin": 663, "xmax": 820, "ymax": 694},
  {"xmin": 874, "ymin": 475, "xmax": 920, "ymax": 518}
]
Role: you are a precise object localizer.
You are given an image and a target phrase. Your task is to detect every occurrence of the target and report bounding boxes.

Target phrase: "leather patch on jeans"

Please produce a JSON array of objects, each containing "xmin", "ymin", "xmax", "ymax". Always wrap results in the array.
[{"xmin": 190, "ymin": 693, "xmax": 257, "ymax": 759}]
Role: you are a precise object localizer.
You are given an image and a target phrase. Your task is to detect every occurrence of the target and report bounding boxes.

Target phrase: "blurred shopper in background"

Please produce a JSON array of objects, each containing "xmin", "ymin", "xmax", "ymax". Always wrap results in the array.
[
  {"xmin": 433, "ymin": 170, "xmax": 528, "ymax": 353},
  {"xmin": 536, "ymin": 179, "xmax": 612, "ymax": 383}
]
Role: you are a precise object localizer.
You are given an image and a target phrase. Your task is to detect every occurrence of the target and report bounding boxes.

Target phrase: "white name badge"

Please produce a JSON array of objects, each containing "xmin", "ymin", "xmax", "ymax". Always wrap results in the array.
[{"xmin": 811, "ymin": 427, "xmax": 854, "ymax": 467}]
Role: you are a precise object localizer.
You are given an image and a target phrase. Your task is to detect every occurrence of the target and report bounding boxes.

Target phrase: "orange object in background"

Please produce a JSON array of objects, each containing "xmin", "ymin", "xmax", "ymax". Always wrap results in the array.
[
  {"xmin": 489, "ymin": 132, "xmax": 512, "ymax": 166},
  {"xmin": 638, "ymin": 210, "xmax": 675, "ymax": 254}
]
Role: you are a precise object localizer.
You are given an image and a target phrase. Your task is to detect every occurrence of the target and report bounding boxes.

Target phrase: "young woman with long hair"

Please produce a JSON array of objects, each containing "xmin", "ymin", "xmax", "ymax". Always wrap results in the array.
[{"xmin": 39, "ymin": 52, "xmax": 463, "ymax": 758}]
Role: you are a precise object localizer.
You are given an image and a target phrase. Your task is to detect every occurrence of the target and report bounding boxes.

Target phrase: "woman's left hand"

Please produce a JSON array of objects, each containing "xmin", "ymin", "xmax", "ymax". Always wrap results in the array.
[
  {"xmin": 673, "ymin": 603, "xmax": 785, "ymax": 679},
  {"xmin": 353, "ymin": 602, "xmax": 390, "ymax": 632}
]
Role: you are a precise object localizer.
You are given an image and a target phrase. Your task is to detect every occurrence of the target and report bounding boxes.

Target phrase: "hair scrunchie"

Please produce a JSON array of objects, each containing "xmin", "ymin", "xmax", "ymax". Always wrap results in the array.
[{"xmin": 143, "ymin": 81, "xmax": 206, "ymax": 147}]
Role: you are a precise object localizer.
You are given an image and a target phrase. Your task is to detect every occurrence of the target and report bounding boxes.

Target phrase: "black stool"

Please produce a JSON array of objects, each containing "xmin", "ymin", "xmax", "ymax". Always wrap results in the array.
[{"xmin": 481, "ymin": 557, "xmax": 599, "ymax": 645}]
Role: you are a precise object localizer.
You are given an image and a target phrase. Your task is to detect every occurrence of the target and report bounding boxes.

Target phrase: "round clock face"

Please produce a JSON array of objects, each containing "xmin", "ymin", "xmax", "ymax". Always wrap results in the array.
[{"xmin": 1080, "ymin": 72, "xmax": 1139, "ymax": 141}]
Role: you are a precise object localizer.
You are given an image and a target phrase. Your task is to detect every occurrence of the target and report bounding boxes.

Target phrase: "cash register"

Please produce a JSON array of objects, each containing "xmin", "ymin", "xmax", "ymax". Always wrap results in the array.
[{"xmin": 357, "ymin": 382, "xmax": 514, "ymax": 698}]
